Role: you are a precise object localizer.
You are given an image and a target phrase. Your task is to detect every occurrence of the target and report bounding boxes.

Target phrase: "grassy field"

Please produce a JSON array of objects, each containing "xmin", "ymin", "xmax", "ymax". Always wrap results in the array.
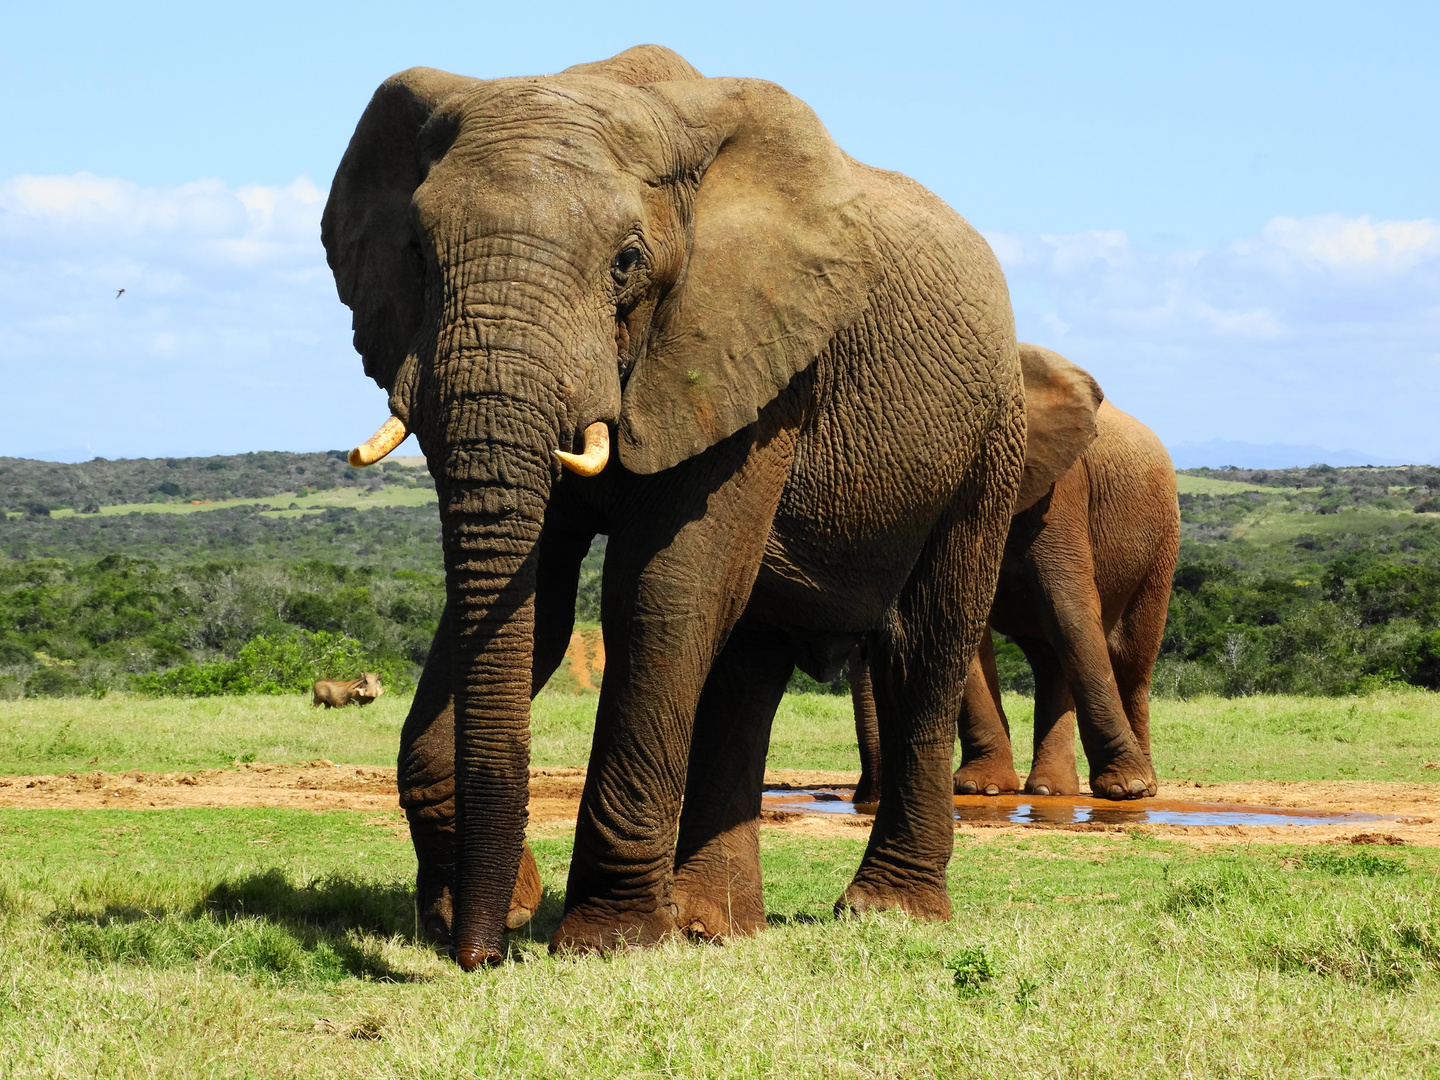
[
  {"xmin": 0, "ymin": 809, "xmax": 1437, "ymax": 1077},
  {"xmin": 33, "ymin": 484, "xmax": 439, "ymax": 521},
  {"xmin": 2, "ymin": 688, "xmax": 1437, "ymax": 781},
  {"xmin": 1174, "ymin": 473, "xmax": 1274, "ymax": 495},
  {"xmin": 2, "ymin": 690, "xmax": 1438, "ymax": 1077},
  {"xmin": 1228, "ymin": 503, "xmax": 1423, "ymax": 544}
]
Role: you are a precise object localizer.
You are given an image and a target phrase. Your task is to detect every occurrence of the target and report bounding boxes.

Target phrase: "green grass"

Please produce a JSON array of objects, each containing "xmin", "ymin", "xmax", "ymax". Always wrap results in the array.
[
  {"xmin": 3, "ymin": 688, "xmax": 1437, "ymax": 781},
  {"xmin": 37, "ymin": 484, "xmax": 439, "ymax": 521},
  {"xmin": 1229, "ymin": 503, "xmax": 1420, "ymax": 544},
  {"xmin": 1174, "ymin": 473, "xmax": 1275, "ymax": 495},
  {"xmin": 1, "ymin": 809, "xmax": 1437, "ymax": 1077}
]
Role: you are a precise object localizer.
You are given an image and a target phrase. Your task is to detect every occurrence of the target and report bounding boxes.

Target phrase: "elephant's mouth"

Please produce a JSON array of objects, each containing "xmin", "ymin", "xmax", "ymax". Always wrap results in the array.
[{"xmin": 348, "ymin": 415, "xmax": 611, "ymax": 478}]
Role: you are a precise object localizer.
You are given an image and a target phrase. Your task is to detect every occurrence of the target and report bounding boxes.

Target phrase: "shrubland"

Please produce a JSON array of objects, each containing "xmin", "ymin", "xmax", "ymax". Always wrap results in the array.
[
  {"xmin": 4, "ymin": 457, "xmax": 1440, "ymax": 699},
  {"xmin": 0, "ymin": 451, "xmax": 434, "ymax": 514}
]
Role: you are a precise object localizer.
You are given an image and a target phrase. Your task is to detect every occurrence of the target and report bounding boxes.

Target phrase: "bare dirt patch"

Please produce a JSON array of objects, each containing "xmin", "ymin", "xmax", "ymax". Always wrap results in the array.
[
  {"xmin": 1, "ymin": 764, "xmax": 1434, "ymax": 846},
  {"xmin": 0, "ymin": 762, "xmax": 401, "ymax": 812}
]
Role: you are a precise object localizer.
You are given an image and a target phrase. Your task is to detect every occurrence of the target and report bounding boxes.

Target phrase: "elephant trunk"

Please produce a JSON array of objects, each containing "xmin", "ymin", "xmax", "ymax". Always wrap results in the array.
[
  {"xmin": 415, "ymin": 232, "xmax": 610, "ymax": 967},
  {"xmin": 440, "ymin": 442, "xmax": 551, "ymax": 970}
]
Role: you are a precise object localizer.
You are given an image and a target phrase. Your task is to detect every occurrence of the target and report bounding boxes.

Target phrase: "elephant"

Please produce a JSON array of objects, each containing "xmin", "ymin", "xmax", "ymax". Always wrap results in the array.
[
  {"xmin": 852, "ymin": 347, "xmax": 1179, "ymax": 803},
  {"xmin": 323, "ymin": 44, "xmax": 1100, "ymax": 968},
  {"xmin": 311, "ymin": 673, "xmax": 385, "ymax": 708}
]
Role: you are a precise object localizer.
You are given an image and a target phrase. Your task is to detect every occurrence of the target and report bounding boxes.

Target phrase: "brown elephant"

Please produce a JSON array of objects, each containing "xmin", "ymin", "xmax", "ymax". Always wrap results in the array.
[
  {"xmin": 311, "ymin": 673, "xmax": 384, "ymax": 708},
  {"xmin": 854, "ymin": 347, "xmax": 1179, "ymax": 803},
  {"xmin": 324, "ymin": 45, "xmax": 1099, "ymax": 968}
]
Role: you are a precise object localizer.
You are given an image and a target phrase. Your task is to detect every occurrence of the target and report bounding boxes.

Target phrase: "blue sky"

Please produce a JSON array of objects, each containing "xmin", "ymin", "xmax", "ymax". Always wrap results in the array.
[{"xmin": 2, "ymin": 0, "xmax": 1437, "ymax": 464}]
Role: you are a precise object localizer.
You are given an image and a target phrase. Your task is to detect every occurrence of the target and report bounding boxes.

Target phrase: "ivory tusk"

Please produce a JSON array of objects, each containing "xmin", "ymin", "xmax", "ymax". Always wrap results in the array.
[
  {"xmin": 348, "ymin": 416, "xmax": 409, "ymax": 467},
  {"xmin": 553, "ymin": 421, "xmax": 610, "ymax": 477}
]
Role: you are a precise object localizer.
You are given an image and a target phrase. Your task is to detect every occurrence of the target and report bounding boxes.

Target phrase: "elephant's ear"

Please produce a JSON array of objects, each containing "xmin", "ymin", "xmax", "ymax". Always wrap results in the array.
[
  {"xmin": 1013, "ymin": 343, "xmax": 1105, "ymax": 514},
  {"xmin": 618, "ymin": 78, "xmax": 880, "ymax": 474},
  {"xmin": 321, "ymin": 68, "xmax": 480, "ymax": 397},
  {"xmin": 561, "ymin": 44, "xmax": 703, "ymax": 84}
]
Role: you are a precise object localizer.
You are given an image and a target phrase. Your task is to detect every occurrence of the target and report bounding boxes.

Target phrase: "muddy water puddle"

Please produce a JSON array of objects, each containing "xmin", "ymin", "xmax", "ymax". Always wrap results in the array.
[{"xmin": 761, "ymin": 788, "xmax": 1390, "ymax": 827}]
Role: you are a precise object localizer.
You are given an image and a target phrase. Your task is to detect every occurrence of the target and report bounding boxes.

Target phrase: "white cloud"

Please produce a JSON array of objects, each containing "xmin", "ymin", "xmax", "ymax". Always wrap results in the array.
[
  {"xmin": 1259, "ymin": 214, "xmax": 1440, "ymax": 275},
  {"xmin": 0, "ymin": 173, "xmax": 393, "ymax": 461},
  {"xmin": 987, "ymin": 214, "xmax": 1440, "ymax": 462},
  {"xmin": 1, "ymin": 176, "xmax": 1435, "ymax": 465}
]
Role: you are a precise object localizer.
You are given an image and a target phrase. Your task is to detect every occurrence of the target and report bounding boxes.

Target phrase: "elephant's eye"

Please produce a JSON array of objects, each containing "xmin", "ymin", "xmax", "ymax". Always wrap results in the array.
[{"xmin": 611, "ymin": 246, "xmax": 643, "ymax": 284}]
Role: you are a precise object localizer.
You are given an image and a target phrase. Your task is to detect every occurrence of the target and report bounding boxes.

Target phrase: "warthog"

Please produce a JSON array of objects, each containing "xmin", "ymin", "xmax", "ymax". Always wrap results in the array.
[{"xmin": 311, "ymin": 673, "xmax": 384, "ymax": 708}]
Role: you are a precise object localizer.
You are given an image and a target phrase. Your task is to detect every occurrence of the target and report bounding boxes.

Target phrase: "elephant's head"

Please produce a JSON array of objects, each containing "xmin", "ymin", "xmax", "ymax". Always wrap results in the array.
[
  {"xmin": 1011, "ymin": 343, "xmax": 1105, "ymax": 514},
  {"xmin": 321, "ymin": 45, "xmax": 877, "ymax": 968}
]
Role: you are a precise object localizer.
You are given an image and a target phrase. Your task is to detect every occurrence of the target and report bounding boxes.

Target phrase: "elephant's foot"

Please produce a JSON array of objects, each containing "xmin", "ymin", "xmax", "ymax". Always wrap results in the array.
[
  {"xmin": 1022, "ymin": 765, "xmax": 1081, "ymax": 797},
  {"xmin": 506, "ymin": 843, "xmax": 543, "ymax": 930},
  {"xmin": 853, "ymin": 771, "xmax": 882, "ymax": 812},
  {"xmin": 953, "ymin": 756, "xmax": 1021, "ymax": 797},
  {"xmin": 835, "ymin": 875, "xmax": 951, "ymax": 922},
  {"xmin": 674, "ymin": 886, "xmax": 766, "ymax": 941},
  {"xmin": 672, "ymin": 857, "xmax": 766, "ymax": 941},
  {"xmin": 1089, "ymin": 754, "xmax": 1157, "ymax": 800},
  {"xmin": 549, "ymin": 901, "xmax": 681, "ymax": 954}
]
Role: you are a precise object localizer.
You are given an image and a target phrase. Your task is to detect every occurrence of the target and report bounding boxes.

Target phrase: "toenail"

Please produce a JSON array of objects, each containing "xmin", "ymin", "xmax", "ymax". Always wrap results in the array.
[
  {"xmin": 984, "ymin": 784, "xmax": 999, "ymax": 796},
  {"xmin": 959, "ymin": 781, "xmax": 977, "ymax": 794},
  {"xmin": 1034, "ymin": 785, "xmax": 1050, "ymax": 796},
  {"xmin": 1128, "ymin": 779, "xmax": 1146, "ymax": 795},
  {"xmin": 1107, "ymin": 784, "xmax": 1124, "ymax": 799}
]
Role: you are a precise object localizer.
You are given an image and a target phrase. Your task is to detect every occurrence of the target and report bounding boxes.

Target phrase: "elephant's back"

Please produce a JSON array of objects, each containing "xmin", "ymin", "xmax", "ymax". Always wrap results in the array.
[{"xmin": 1083, "ymin": 401, "xmax": 1180, "ymax": 618}]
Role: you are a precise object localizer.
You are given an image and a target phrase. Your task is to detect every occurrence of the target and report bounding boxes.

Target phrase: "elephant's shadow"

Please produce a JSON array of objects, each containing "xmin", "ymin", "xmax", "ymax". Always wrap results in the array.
[
  {"xmin": 503, "ymin": 886, "xmax": 569, "ymax": 955},
  {"xmin": 49, "ymin": 869, "xmax": 430, "ymax": 982},
  {"xmin": 501, "ymin": 893, "xmax": 834, "ymax": 953}
]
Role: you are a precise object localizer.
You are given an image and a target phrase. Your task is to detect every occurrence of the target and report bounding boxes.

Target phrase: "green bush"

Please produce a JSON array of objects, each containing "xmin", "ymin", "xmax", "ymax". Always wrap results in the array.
[
  {"xmin": 991, "ymin": 638, "xmax": 1035, "ymax": 694},
  {"xmin": 134, "ymin": 631, "xmax": 411, "ymax": 697},
  {"xmin": 25, "ymin": 666, "xmax": 86, "ymax": 698},
  {"xmin": 786, "ymin": 668, "xmax": 849, "ymax": 695}
]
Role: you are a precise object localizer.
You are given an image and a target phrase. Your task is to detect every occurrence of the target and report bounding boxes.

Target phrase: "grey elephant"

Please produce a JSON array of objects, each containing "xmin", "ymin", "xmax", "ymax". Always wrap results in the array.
[
  {"xmin": 311, "ymin": 673, "xmax": 385, "ymax": 708},
  {"xmin": 325, "ymin": 45, "xmax": 1098, "ymax": 968},
  {"xmin": 854, "ymin": 346, "xmax": 1179, "ymax": 803}
]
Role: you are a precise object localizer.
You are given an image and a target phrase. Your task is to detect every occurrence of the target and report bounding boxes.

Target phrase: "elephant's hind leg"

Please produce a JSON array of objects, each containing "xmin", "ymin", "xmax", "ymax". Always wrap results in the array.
[
  {"xmin": 838, "ymin": 481, "xmax": 1012, "ymax": 923},
  {"xmin": 1108, "ymin": 550, "xmax": 1177, "ymax": 775},
  {"xmin": 672, "ymin": 626, "xmax": 793, "ymax": 940}
]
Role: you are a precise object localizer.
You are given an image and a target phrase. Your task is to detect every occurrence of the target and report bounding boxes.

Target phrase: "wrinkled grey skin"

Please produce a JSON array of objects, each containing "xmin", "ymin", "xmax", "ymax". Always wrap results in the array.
[
  {"xmin": 323, "ymin": 45, "xmax": 1051, "ymax": 968},
  {"xmin": 311, "ymin": 673, "xmax": 384, "ymax": 708},
  {"xmin": 854, "ymin": 350, "xmax": 1179, "ymax": 803}
]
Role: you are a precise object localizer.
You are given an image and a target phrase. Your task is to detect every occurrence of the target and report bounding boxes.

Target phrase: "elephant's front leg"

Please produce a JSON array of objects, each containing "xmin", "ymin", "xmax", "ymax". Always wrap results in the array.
[
  {"xmin": 397, "ymin": 608, "xmax": 463, "ymax": 944},
  {"xmin": 952, "ymin": 630, "xmax": 1022, "ymax": 796},
  {"xmin": 672, "ymin": 625, "xmax": 794, "ymax": 940},
  {"xmin": 552, "ymin": 427, "xmax": 795, "ymax": 953},
  {"xmin": 850, "ymin": 642, "xmax": 884, "ymax": 809}
]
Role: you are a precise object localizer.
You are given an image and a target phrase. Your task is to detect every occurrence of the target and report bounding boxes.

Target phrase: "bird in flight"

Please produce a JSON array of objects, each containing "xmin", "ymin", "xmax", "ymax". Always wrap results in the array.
[{"xmin": 115, "ymin": 288, "xmax": 125, "ymax": 298}]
